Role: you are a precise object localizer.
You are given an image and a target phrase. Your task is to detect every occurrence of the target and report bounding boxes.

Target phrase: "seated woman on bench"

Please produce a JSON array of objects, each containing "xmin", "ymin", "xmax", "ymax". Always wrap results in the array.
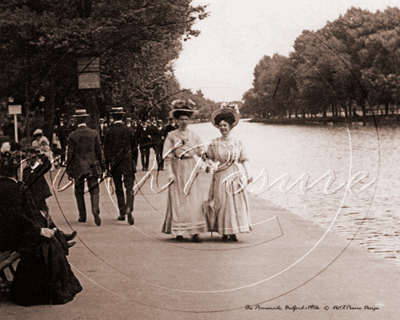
[{"xmin": 0, "ymin": 148, "xmax": 82, "ymax": 306}]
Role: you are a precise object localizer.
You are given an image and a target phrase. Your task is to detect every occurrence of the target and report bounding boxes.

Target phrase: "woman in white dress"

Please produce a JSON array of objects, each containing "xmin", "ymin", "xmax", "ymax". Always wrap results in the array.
[
  {"xmin": 203, "ymin": 103, "xmax": 252, "ymax": 241},
  {"xmin": 162, "ymin": 99, "xmax": 207, "ymax": 242}
]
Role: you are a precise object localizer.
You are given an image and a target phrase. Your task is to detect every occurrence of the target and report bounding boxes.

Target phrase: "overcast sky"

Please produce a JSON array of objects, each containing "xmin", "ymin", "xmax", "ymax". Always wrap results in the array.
[{"xmin": 173, "ymin": 0, "xmax": 400, "ymax": 103}]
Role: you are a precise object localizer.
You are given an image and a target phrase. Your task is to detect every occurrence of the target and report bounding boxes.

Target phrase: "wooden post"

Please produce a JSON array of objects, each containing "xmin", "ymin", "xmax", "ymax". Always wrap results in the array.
[
  {"xmin": 8, "ymin": 104, "xmax": 21, "ymax": 142},
  {"xmin": 13, "ymin": 114, "xmax": 18, "ymax": 142}
]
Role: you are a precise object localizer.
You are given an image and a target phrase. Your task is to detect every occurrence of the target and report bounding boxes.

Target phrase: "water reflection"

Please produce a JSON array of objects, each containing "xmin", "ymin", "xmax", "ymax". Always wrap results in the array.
[{"xmin": 192, "ymin": 120, "xmax": 399, "ymax": 265}]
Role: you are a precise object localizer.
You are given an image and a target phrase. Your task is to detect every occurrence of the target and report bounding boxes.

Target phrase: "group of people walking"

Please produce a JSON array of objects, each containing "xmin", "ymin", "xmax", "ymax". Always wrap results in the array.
[
  {"xmin": 0, "ymin": 98, "xmax": 253, "ymax": 307},
  {"xmin": 54, "ymin": 113, "xmax": 176, "ymax": 172},
  {"xmin": 64, "ymin": 108, "xmax": 179, "ymax": 226},
  {"xmin": 127, "ymin": 116, "xmax": 176, "ymax": 172}
]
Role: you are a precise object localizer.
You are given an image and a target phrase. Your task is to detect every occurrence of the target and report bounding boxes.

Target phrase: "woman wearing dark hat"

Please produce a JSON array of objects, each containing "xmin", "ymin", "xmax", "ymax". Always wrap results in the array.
[
  {"xmin": 162, "ymin": 99, "xmax": 207, "ymax": 242},
  {"xmin": 0, "ymin": 147, "xmax": 82, "ymax": 306},
  {"xmin": 202, "ymin": 103, "xmax": 252, "ymax": 242}
]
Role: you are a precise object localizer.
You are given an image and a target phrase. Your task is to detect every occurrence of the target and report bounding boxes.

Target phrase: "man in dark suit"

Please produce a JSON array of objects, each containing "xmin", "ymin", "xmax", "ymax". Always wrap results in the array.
[
  {"xmin": 66, "ymin": 109, "xmax": 105, "ymax": 226},
  {"xmin": 57, "ymin": 118, "xmax": 69, "ymax": 151},
  {"xmin": 165, "ymin": 117, "xmax": 177, "ymax": 134},
  {"xmin": 57, "ymin": 118, "xmax": 69, "ymax": 165},
  {"xmin": 104, "ymin": 107, "xmax": 136, "ymax": 225},
  {"xmin": 152, "ymin": 119, "xmax": 166, "ymax": 170},
  {"xmin": 131, "ymin": 119, "xmax": 139, "ymax": 166},
  {"xmin": 67, "ymin": 118, "xmax": 78, "ymax": 133},
  {"xmin": 99, "ymin": 118, "xmax": 107, "ymax": 145},
  {"xmin": 138, "ymin": 119, "xmax": 152, "ymax": 171}
]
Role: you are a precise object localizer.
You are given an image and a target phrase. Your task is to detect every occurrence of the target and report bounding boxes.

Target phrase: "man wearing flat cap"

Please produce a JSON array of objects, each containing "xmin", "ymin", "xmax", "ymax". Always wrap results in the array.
[
  {"xmin": 104, "ymin": 107, "xmax": 136, "ymax": 224},
  {"xmin": 66, "ymin": 109, "xmax": 105, "ymax": 226}
]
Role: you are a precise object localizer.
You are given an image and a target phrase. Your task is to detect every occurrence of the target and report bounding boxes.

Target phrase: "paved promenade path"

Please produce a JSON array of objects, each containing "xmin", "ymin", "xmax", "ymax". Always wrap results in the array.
[{"xmin": 1, "ymin": 167, "xmax": 400, "ymax": 320}]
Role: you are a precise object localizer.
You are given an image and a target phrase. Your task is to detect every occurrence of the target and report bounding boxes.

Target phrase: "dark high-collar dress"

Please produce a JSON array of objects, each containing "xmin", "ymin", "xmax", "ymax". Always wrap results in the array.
[{"xmin": 0, "ymin": 177, "xmax": 82, "ymax": 306}]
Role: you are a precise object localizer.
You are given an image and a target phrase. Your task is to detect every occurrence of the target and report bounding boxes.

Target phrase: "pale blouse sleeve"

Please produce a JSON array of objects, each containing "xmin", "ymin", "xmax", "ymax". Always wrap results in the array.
[
  {"xmin": 238, "ymin": 140, "xmax": 249, "ymax": 163},
  {"xmin": 206, "ymin": 141, "xmax": 215, "ymax": 161}
]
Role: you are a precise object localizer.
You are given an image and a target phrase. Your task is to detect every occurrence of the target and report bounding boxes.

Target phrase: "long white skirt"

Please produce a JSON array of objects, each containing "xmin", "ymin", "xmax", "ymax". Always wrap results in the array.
[{"xmin": 162, "ymin": 157, "xmax": 207, "ymax": 237}]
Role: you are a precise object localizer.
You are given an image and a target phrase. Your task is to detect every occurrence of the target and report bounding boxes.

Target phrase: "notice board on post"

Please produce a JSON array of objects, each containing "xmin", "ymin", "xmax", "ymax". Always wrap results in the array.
[
  {"xmin": 77, "ymin": 57, "xmax": 100, "ymax": 89},
  {"xmin": 8, "ymin": 104, "xmax": 22, "ymax": 115}
]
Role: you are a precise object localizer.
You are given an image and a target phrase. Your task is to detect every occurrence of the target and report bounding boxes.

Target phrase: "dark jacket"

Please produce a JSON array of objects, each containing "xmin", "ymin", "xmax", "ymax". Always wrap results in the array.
[
  {"xmin": 99, "ymin": 123, "xmax": 107, "ymax": 145},
  {"xmin": 0, "ymin": 177, "xmax": 83, "ymax": 306},
  {"xmin": 138, "ymin": 126, "xmax": 152, "ymax": 149},
  {"xmin": 0, "ymin": 177, "xmax": 42, "ymax": 252},
  {"xmin": 23, "ymin": 154, "xmax": 52, "ymax": 205},
  {"xmin": 104, "ymin": 122, "xmax": 137, "ymax": 175},
  {"xmin": 151, "ymin": 126, "xmax": 166, "ymax": 145},
  {"xmin": 66, "ymin": 125, "xmax": 104, "ymax": 179},
  {"xmin": 57, "ymin": 125, "xmax": 69, "ymax": 150},
  {"xmin": 165, "ymin": 124, "xmax": 177, "ymax": 134}
]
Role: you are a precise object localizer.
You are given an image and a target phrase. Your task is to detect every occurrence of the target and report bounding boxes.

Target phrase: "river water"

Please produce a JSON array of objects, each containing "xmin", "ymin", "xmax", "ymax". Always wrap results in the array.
[{"xmin": 191, "ymin": 120, "xmax": 399, "ymax": 266}]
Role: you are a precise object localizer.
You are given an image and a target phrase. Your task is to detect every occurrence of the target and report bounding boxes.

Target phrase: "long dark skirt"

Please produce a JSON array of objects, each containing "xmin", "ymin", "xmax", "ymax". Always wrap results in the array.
[{"xmin": 10, "ymin": 234, "xmax": 82, "ymax": 306}]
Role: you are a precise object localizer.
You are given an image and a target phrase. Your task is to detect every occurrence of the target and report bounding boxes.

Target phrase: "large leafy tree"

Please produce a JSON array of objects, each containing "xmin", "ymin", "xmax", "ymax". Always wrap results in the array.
[
  {"xmin": 243, "ymin": 7, "xmax": 400, "ymax": 121},
  {"xmin": 323, "ymin": 7, "xmax": 377, "ymax": 118},
  {"xmin": 359, "ymin": 7, "xmax": 400, "ymax": 114},
  {"xmin": 319, "ymin": 6, "xmax": 400, "ymax": 117},
  {"xmin": 293, "ymin": 30, "xmax": 347, "ymax": 117},
  {"xmin": 243, "ymin": 54, "xmax": 291, "ymax": 117},
  {"xmin": 0, "ymin": 0, "xmax": 208, "ymax": 139}
]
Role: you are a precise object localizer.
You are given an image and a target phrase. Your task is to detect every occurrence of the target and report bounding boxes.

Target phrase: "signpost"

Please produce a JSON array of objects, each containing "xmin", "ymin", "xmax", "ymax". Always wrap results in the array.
[
  {"xmin": 8, "ymin": 104, "xmax": 21, "ymax": 142},
  {"xmin": 77, "ymin": 57, "xmax": 100, "ymax": 89},
  {"xmin": 78, "ymin": 73, "xmax": 101, "ymax": 89},
  {"xmin": 77, "ymin": 57, "xmax": 101, "ymax": 130}
]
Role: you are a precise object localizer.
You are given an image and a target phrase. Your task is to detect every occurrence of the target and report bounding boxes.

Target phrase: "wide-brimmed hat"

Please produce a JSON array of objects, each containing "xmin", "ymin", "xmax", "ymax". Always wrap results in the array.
[
  {"xmin": 33, "ymin": 129, "xmax": 43, "ymax": 136},
  {"xmin": 72, "ymin": 109, "xmax": 89, "ymax": 117},
  {"xmin": 211, "ymin": 102, "xmax": 240, "ymax": 128},
  {"xmin": 110, "ymin": 107, "xmax": 126, "ymax": 114},
  {"xmin": 169, "ymin": 99, "xmax": 199, "ymax": 118}
]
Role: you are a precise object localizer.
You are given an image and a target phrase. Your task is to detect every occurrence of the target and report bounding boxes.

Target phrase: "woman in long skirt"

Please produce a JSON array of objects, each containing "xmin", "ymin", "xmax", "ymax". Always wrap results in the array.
[
  {"xmin": 162, "ymin": 99, "xmax": 207, "ymax": 242},
  {"xmin": 203, "ymin": 103, "xmax": 252, "ymax": 241},
  {"xmin": 0, "ymin": 149, "xmax": 82, "ymax": 306}
]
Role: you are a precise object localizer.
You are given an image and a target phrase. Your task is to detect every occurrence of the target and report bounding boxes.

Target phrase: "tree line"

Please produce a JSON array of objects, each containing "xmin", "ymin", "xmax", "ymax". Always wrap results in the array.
[
  {"xmin": 0, "ymin": 0, "xmax": 213, "ymax": 139},
  {"xmin": 241, "ymin": 7, "xmax": 400, "ymax": 120}
]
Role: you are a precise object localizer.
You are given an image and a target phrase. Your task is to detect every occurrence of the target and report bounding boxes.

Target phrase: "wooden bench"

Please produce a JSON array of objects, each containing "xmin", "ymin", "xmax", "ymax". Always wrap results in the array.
[{"xmin": 0, "ymin": 251, "xmax": 20, "ymax": 297}]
